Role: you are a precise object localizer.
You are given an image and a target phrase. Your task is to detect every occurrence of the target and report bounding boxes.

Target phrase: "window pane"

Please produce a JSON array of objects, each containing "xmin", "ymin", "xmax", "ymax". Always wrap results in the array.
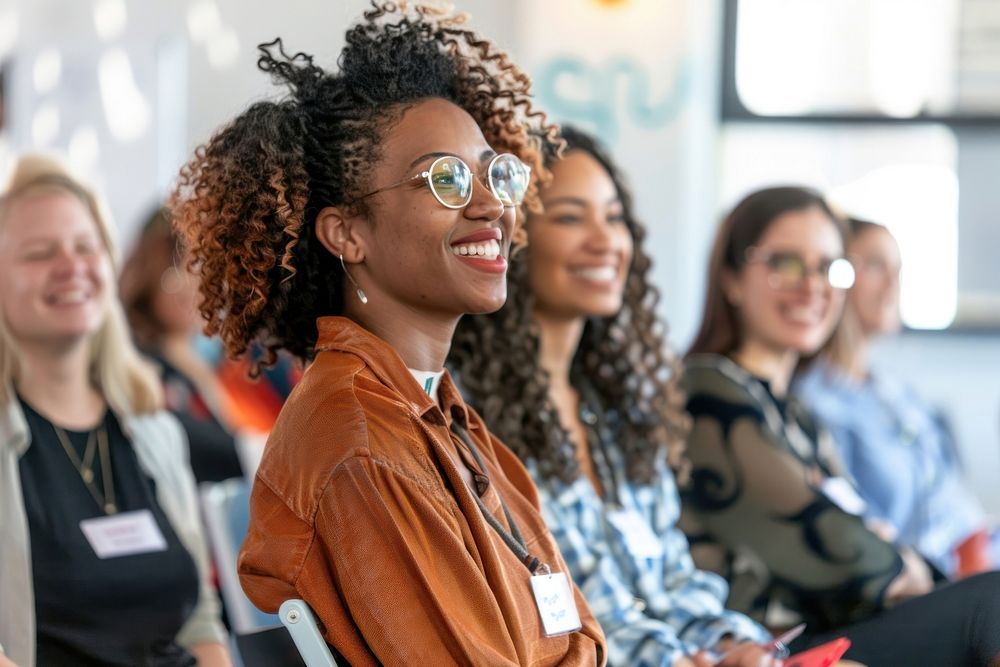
[
  {"xmin": 720, "ymin": 123, "xmax": 958, "ymax": 329},
  {"xmin": 734, "ymin": 0, "xmax": 1000, "ymax": 117}
]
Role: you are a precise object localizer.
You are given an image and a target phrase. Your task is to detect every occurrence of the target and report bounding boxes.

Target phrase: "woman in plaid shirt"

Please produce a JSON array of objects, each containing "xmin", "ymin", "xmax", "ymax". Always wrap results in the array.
[{"xmin": 451, "ymin": 127, "xmax": 774, "ymax": 667}]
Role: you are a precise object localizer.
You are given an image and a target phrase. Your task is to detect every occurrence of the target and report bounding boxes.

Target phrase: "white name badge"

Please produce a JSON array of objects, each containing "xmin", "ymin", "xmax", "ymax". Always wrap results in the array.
[
  {"xmin": 530, "ymin": 571, "xmax": 583, "ymax": 637},
  {"xmin": 820, "ymin": 476, "xmax": 868, "ymax": 517},
  {"xmin": 607, "ymin": 508, "xmax": 664, "ymax": 559},
  {"xmin": 80, "ymin": 509, "xmax": 168, "ymax": 559}
]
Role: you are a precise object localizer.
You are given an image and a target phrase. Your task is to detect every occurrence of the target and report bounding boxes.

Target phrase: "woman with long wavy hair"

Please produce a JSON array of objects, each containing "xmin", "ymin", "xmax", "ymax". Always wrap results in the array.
[
  {"xmin": 0, "ymin": 155, "xmax": 230, "ymax": 667},
  {"xmin": 450, "ymin": 127, "xmax": 777, "ymax": 667},
  {"xmin": 170, "ymin": 3, "xmax": 605, "ymax": 664}
]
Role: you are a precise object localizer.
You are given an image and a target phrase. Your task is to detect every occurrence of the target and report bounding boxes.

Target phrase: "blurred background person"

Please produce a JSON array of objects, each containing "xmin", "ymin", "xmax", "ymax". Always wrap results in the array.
[
  {"xmin": 681, "ymin": 185, "xmax": 1000, "ymax": 666},
  {"xmin": 119, "ymin": 206, "xmax": 243, "ymax": 483},
  {"xmin": 215, "ymin": 345, "xmax": 302, "ymax": 439},
  {"xmin": 0, "ymin": 154, "xmax": 230, "ymax": 667},
  {"xmin": 451, "ymin": 127, "xmax": 777, "ymax": 667},
  {"xmin": 795, "ymin": 217, "xmax": 998, "ymax": 577}
]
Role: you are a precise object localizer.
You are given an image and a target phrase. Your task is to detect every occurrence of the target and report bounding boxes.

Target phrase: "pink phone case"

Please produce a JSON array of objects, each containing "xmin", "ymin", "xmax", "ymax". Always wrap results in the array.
[{"xmin": 784, "ymin": 637, "xmax": 851, "ymax": 667}]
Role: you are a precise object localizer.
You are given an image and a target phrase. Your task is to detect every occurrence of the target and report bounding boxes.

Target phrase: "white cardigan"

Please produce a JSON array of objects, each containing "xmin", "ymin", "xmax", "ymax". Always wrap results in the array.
[{"xmin": 0, "ymin": 396, "xmax": 227, "ymax": 667}]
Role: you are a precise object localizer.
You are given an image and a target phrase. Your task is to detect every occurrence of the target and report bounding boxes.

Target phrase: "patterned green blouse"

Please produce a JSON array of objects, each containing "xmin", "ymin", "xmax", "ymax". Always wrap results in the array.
[{"xmin": 679, "ymin": 354, "xmax": 904, "ymax": 632}]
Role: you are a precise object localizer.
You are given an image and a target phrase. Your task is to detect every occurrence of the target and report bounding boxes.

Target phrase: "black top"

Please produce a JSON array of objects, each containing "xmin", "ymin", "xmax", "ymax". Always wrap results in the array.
[
  {"xmin": 153, "ymin": 352, "xmax": 243, "ymax": 483},
  {"xmin": 17, "ymin": 396, "xmax": 200, "ymax": 667}
]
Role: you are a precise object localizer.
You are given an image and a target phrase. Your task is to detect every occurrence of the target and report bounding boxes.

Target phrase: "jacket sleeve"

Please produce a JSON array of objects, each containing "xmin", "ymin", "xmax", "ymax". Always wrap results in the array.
[
  {"xmin": 683, "ymin": 393, "xmax": 903, "ymax": 628},
  {"xmin": 153, "ymin": 412, "xmax": 229, "ymax": 649}
]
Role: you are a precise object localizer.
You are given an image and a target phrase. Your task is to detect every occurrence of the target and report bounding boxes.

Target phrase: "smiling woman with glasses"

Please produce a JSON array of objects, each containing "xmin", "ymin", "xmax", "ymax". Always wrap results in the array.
[
  {"xmin": 169, "ymin": 3, "xmax": 605, "ymax": 664},
  {"xmin": 680, "ymin": 186, "xmax": 1000, "ymax": 666}
]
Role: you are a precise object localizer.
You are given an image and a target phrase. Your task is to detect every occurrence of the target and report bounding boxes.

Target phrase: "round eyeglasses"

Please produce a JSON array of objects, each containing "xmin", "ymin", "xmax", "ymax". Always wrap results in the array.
[
  {"xmin": 746, "ymin": 247, "xmax": 856, "ymax": 290},
  {"xmin": 351, "ymin": 153, "xmax": 531, "ymax": 210}
]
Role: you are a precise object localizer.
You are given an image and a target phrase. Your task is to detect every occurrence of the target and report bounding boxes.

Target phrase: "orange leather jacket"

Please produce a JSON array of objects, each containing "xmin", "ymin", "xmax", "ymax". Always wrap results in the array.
[{"xmin": 238, "ymin": 317, "xmax": 606, "ymax": 666}]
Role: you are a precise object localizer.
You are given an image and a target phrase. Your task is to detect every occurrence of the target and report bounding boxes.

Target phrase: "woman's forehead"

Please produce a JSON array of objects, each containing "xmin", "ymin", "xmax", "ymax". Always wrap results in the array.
[
  {"xmin": 2, "ymin": 191, "xmax": 97, "ymax": 240},
  {"xmin": 757, "ymin": 207, "xmax": 843, "ymax": 252},
  {"xmin": 379, "ymin": 98, "xmax": 493, "ymax": 168}
]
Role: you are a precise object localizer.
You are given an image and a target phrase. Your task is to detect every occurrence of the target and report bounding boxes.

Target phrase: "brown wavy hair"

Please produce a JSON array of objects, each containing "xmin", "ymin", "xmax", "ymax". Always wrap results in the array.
[
  {"xmin": 449, "ymin": 127, "xmax": 690, "ymax": 485},
  {"xmin": 170, "ymin": 1, "xmax": 558, "ymax": 373}
]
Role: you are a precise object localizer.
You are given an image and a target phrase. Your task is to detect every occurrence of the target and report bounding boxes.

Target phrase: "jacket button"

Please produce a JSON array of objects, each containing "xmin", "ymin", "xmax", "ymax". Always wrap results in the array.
[{"xmin": 474, "ymin": 474, "xmax": 490, "ymax": 495}]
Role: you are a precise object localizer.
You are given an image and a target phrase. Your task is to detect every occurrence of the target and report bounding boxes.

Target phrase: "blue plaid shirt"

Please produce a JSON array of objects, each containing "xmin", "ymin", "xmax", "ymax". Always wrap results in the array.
[{"xmin": 527, "ymin": 444, "xmax": 769, "ymax": 667}]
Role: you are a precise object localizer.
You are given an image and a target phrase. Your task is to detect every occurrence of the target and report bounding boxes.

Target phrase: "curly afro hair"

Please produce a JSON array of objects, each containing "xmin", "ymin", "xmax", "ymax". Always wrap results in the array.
[
  {"xmin": 170, "ymin": 1, "xmax": 558, "ymax": 373},
  {"xmin": 449, "ymin": 127, "xmax": 691, "ymax": 485}
]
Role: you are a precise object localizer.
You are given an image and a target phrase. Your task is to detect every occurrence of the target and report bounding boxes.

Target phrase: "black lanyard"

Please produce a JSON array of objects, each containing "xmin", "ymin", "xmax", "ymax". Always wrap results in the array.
[
  {"xmin": 450, "ymin": 422, "xmax": 543, "ymax": 574},
  {"xmin": 577, "ymin": 382, "xmax": 623, "ymax": 508}
]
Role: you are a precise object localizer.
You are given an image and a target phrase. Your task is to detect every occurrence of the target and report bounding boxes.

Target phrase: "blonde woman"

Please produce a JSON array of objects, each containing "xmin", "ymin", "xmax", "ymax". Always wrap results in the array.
[{"xmin": 0, "ymin": 155, "xmax": 230, "ymax": 667}]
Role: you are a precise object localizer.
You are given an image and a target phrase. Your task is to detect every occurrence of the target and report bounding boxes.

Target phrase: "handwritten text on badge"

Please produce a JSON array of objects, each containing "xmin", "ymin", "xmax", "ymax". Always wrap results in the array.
[{"xmin": 530, "ymin": 572, "xmax": 583, "ymax": 637}]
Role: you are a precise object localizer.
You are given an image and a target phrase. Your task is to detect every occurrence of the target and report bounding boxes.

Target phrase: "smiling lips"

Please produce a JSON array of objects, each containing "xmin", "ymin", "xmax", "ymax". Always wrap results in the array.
[
  {"xmin": 780, "ymin": 302, "xmax": 828, "ymax": 328},
  {"xmin": 451, "ymin": 228, "xmax": 507, "ymax": 273},
  {"xmin": 571, "ymin": 265, "xmax": 618, "ymax": 284},
  {"xmin": 47, "ymin": 288, "xmax": 92, "ymax": 306}
]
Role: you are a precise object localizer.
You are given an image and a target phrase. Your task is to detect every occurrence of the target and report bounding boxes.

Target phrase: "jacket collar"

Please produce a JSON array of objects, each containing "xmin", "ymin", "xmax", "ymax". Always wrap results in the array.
[
  {"xmin": 314, "ymin": 316, "xmax": 472, "ymax": 429},
  {"xmin": 1, "ymin": 383, "xmax": 137, "ymax": 457},
  {"xmin": 0, "ymin": 387, "xmax": 30, "ymax": 457}
]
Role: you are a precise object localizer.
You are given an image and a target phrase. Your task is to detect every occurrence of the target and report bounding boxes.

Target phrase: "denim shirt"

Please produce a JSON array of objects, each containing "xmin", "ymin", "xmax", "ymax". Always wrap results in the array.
[
  {"xmin": 795, "ymin": 362, "xmax": 990, "ymax": 575},
  {"xmin": 526, "ymin": 411, "xmax": 768, "ymax": 667}
]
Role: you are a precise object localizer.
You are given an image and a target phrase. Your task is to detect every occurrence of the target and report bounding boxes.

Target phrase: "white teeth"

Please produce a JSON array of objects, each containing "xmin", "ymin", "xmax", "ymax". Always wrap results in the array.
[
  {"xmin": 573, "ymin": 266, "xmax": 617, "ymax": 282},
  {"xmin": 452, "ymin": 239, "xmax": 501, "ymax": 261},
  {"xmin": 783, "ymin": 306, "xmax": 822, "ymax": 323},
  {"xmin": 51, "ymin": 290, "xmax": 88, "ymax": 305}
]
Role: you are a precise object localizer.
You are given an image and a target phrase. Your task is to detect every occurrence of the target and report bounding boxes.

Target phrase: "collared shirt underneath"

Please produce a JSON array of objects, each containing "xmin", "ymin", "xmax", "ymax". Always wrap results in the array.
[{"xmin": 408, "ymin": 368, "xmax": 445, "ymax": 404}]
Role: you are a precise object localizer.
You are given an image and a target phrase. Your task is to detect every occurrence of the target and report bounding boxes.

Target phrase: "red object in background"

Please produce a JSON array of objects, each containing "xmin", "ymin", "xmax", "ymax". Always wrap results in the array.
[
  {"xmin": 956, "ymin": 529, "xmax": 992, "ymax": 578},
  {"xmin": 785, "ymin": 638, "xmax": 851, "ymax": 667},
  {"xmin": 217, "ymin": 355, "xmax": 302, "ymax": 434}
]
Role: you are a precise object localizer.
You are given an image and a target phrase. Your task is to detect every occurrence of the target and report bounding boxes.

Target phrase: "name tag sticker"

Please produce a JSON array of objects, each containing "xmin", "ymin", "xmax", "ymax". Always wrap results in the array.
[
  {"xmin": 820, "ymin": 477, "xmax": 868, "ymax": 516},
  {"xmin": 80, "ymin": 509, "xmax": 168, "ymax": 559},
  {"xmin": 607, "ymin": 508, "xmax": 664, "ymax": 559},
  {"xmin": 530, "ymin": 571, "xmax": 582, "ymax": 637}
]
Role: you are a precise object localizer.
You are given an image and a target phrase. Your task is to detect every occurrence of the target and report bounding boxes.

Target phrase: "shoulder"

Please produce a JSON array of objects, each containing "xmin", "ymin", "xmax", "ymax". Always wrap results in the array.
[
  {"xmin": 683, "ymin": 354, "xmax": 765, "ymax": 416},
  {"xmin": 127, "ymin": 409, "xmax": 188, "ymax": 467},
  {"xmin": 794, "ymin": 363, "xmax": 859, "ymax": 422},
  {"xmin": 268, "ymin": 349, "xmax": 389, "ymax": 454},
  {"xmin": 257, "ymin": 350, "xmax": 432, "ymax": 516}
]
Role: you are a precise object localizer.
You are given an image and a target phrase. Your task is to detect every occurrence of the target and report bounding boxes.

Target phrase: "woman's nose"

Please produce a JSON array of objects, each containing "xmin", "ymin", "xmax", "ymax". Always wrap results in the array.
[{"xmin": 464, "ymin": 177, "xmax": 505, "ymax": 221}]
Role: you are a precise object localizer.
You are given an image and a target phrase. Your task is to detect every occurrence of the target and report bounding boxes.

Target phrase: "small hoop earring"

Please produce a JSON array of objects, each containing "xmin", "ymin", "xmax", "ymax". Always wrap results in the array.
[{"xmin": 339, "ymin": 255, "xmax": 368, "ymax": 305}]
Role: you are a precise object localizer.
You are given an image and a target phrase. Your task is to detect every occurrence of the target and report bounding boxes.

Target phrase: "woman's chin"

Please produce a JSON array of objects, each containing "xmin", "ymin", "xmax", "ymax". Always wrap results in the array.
[{"xmin": 462, "ymin": 291, "xmax": 507, "ymax": 316}]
